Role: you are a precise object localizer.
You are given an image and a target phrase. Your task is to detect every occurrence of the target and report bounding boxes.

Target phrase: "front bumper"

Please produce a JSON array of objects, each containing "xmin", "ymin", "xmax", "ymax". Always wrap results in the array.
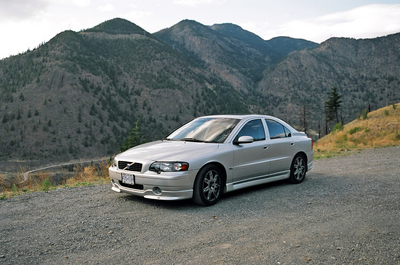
[{"xmin": 109, "ymin": 166, "xmax": 196, "ymax": 201}]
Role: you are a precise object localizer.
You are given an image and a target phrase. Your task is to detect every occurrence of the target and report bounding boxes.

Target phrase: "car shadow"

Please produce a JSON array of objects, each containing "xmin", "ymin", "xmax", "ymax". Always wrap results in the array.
[
  {"xmin": 114, "ymin": 178, "xmax": 301, "ymax": 209},
  {"xmin": 222, "ymin": 178, "xmax": 290, "ymax": 200}
]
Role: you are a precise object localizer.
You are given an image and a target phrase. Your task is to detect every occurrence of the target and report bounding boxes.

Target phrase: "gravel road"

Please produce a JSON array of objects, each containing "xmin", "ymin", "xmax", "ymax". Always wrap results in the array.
[{"xmin": 1, "ymin": 146, "xmax": 399, "ymax": 264}]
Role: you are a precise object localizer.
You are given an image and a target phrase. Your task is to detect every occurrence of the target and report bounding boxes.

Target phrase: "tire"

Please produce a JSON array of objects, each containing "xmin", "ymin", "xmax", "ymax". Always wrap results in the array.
[
  {"xmin": 193, "ymin": 165, "xmax": 222, "ymax": 206},
  {"xmin": 289, "ymin": 154, "xmax": 306, "ymax": 184}
]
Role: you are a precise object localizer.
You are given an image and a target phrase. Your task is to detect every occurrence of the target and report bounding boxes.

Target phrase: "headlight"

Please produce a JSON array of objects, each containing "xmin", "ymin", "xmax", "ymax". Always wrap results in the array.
[
  {"xmin": 112, "ymin": 158, "xmax": 117, "ymax": 168},
  {"xmin": 149, "ymin": 162, "xmax": 189, "ymax": 173}
]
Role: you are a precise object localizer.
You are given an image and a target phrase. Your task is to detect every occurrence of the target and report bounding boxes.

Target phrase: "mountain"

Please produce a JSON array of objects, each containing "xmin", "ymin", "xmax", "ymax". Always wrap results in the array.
[
  {"xmin": 256, "ymin": 33, "xmax": 400, "ymax": 129},
  {"xmin": 154, "ymin": 20, "xmax": 317, "ymax": 92},
  {"xmin": 0, "ymin": 18, "xmax": 248, "ymax": 170},
  {"xmin": 85, "ymin": 18, "xmax": 151, "ymax": 35},
  {"xmin": 0, "ymin": 18, "xmax": 399, "ymax": 171}
]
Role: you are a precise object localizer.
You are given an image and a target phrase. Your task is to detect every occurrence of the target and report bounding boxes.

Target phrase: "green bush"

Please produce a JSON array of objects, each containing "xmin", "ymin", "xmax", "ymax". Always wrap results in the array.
[
  {"xmin": 333, "ymin": 122, "xmax": 344, "ymax": 132},
  {"xmin": 349, "ymin": 127, "xmax": 362, "ymax": 135},
  {"xmin": 362, "ymin": 109, "xmax": 368, "ymax": 120},
  {"xmin": 42, "ymin": 178, "xmax": 51, "ymax": 193}
]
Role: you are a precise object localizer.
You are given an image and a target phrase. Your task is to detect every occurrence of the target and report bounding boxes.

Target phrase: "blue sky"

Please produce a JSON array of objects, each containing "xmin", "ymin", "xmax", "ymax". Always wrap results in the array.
[{"xmin": 1, "ymin": 0, "xmax": 400, "ymax": 59}]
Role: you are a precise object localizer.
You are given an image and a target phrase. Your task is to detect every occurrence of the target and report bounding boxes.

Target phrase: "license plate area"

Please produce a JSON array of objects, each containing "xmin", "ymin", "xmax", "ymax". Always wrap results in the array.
[{"xmin": 121, "ymin": 173, "xmax": 135, "ymax": 185}]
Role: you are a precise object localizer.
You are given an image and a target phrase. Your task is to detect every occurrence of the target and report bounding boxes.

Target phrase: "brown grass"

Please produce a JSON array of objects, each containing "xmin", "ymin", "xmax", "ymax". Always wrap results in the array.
[
  {"xmin": 315, "ymin": 103, "xmax": 400, "ymax": 159},
  {"xmin": 0, "ymin": 160, "xmax": 111, "ymax": 199}
]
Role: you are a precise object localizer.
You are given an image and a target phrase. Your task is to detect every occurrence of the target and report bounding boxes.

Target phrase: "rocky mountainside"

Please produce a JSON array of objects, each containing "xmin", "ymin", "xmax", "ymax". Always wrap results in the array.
[
  {"xmin": 0, "ymin": 18, "xmax": 248, "ymax": 169},
  {"xmin": 154, "ymin": 20, "xmax": 317, "ymax": 92},
  {"xmin": 257, "ymin": 33, "xmax": 400, "ymax": 129},
  {"xmin": 0, "ymin": 17, "xmax": 399, "ymax": 170}
]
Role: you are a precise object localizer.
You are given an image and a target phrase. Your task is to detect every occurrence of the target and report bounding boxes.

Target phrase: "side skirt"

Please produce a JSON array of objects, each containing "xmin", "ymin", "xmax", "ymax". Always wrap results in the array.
[{"xmin": 225, "ymin": 171, "xmax": 290, "ymax": 193}]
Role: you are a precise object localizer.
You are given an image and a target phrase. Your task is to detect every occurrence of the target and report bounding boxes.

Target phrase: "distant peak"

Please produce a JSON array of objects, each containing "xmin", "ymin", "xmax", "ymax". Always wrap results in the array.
[
  {"xmin": 85, "ymin": 18, "xmax": 149, "ymax": 35},
  {"xmin": 211, "ymin": 23, "xmax": 243, "ymax": 30}
]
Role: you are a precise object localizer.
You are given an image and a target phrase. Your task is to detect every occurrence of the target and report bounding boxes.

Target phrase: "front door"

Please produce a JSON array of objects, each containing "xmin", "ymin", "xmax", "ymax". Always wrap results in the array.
[{"xmin": 232, "ymin": 119, "xmax": 270, "ymax": 184}]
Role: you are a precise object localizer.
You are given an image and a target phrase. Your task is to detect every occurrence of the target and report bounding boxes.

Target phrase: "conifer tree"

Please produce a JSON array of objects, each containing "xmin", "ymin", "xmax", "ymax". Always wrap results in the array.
[
  {"xmin": 120, "ymin": 121, "xmax": 144, "ymax": 152},
  {"xmin": 325, "ymin": 87, "xmax": 342, "ymax": 124}
]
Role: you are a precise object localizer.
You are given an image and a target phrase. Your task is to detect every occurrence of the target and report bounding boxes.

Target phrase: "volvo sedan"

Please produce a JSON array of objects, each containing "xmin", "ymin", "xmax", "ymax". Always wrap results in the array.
[{"xmin": 109, "ymin": 115, "xmax": 313, "ymax": 206}]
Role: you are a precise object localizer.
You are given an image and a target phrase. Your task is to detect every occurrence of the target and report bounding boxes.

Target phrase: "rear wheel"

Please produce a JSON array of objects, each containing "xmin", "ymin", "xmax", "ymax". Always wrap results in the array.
[
  {"xmin": 193, "ymin": 165, "xmax": 222, "ymax": 206},
  {"xmin": 289, "ymin": 154, "xmax": 306, "ymax": 184}
]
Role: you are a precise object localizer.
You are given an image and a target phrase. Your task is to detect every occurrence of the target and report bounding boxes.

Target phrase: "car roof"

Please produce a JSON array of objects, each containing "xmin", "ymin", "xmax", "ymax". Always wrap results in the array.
[
  {"xmin": 199, "ymin": 114, "xmax": 276, "ymax": 120},
  {"xmin": 198, "ymin": 114, "xmax": 297, "ymax": 131}
]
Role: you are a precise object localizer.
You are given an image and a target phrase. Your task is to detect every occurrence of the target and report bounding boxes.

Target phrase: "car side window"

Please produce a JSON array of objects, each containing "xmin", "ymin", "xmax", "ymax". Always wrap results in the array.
[
  {"xmin": 284, "ymin": 126, "xmax": 292, "ymax": 137},
  {"xmin": 236, "ymin": 119, "xmax": 266, "ymax": 141},
  {"xmin": 266, "ymin": 119, "xmax": 291, "ymax": 139}
]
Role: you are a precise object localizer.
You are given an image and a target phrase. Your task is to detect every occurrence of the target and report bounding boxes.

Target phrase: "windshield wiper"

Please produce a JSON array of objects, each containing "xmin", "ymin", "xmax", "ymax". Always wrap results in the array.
[{"xmin": 180, "ymin": 137, "xmax": 205, "ymax": 142}]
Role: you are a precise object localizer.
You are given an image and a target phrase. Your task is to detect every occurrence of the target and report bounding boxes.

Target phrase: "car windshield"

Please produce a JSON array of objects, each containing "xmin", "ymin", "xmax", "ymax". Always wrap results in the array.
[{"xmin": 166, "ymin": 118, "xmax": 240, "ymax": 143}]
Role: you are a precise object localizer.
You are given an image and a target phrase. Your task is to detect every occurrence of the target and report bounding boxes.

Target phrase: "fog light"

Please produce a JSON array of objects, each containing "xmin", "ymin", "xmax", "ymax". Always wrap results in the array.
[{"xmin": 152, "ymin": 187, "xmax": 162, "ymax": 195}]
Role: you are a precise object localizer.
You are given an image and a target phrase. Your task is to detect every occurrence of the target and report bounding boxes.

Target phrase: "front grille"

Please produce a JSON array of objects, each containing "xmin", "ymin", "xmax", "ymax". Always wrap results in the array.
[
  {"xmin": 118, "ymin": 161, "xmax": 142, "ymax": 172},
  {"xmin": 118, "ymin": 181, "xmax": 144, "ymax": 190}
]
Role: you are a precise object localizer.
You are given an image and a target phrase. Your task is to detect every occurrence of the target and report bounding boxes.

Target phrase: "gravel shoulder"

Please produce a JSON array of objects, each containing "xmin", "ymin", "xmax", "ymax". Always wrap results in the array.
[{"xmin": 1, "ymin": 146, "xmax": 400, "ymax": 264}]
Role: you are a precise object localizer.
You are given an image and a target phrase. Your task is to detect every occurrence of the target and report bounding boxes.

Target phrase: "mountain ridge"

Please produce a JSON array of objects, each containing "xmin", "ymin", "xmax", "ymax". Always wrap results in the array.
[{"xmin": 1, "ymin": 18, "xmax": 399, "ymax": 171}]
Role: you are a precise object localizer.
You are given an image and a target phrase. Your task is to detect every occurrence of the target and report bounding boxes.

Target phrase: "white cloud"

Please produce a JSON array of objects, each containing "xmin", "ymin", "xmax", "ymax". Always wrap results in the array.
[
  {"xmin": 173, "ymin": 0, "xmax": 225, "ymax": 7},
  {"xmin": 262, "ymin": 4, "xmax": 400, "ymax": 42},
  {"xmin": 125, "ymin": 10, "xmax": 152, "ymax": 20},
  {"xmin": 99, "ymin": 3, "xmax": 115, "ymax": 12},
  {"xmin": 71, "ymin": 0, "xmax": 91, "ymax": 7},
  {"xmin": 0, "ymin": 0, "xmax": 48, "ymax": 22}
]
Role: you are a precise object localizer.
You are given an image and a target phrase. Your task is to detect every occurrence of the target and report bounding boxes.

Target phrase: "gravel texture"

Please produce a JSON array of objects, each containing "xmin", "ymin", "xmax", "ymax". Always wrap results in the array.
[{"xmin": 1, "ymin": 146, "xmax": 399, "ymax": 264}]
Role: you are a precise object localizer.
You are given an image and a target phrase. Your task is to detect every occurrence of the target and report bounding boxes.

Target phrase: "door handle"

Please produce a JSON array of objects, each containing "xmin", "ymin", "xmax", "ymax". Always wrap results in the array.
[
  {"xmin": 263, "ymin": 146, "xmax": 269, "ymax": 150},
  {"xmin": 290, "ymin": 142, "xmax": 295, "ymax": 146}
]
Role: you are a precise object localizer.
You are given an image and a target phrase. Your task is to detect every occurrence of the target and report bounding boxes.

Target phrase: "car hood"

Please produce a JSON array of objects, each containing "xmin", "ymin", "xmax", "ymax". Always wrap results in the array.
[{"xmin": 116, "ymin": 140, "xmax": 220, "ymax": 162}]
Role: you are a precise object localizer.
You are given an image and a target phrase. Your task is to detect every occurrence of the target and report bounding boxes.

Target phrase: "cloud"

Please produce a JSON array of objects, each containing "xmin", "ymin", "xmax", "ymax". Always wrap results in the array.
[
  {"xmin": 173, "ymin": 0, "xmax": 225, "ymax": 7},
  {"xmin": 71, "ymin": 0, "xmax": 91, "ymax": 7},
  {"xmin": 125, "ymin": 10, "xmax": 152, "ymax": 20},
  {"xmin": 99, "ymin": 3, "xmax": 115, "ymax": 12},
  {"xmin": 264, "ymin": 4, "xmax": 400, "ymax": 43},
  {"xmin": 0, "ymin": 0, "xmax": 49, "ymax": 22}
]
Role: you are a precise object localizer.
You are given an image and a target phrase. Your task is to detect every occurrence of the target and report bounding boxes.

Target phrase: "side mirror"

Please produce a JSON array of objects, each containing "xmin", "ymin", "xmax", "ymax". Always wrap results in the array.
[{"xmin": 234, "ymin": 136, "xmax": 254, "ymax": 145}]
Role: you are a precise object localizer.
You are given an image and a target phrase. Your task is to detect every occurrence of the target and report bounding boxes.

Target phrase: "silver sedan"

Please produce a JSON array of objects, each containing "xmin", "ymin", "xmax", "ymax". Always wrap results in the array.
[{"xmin": 109, "ymin": 115, "xmax": 314, "ymax": 206}]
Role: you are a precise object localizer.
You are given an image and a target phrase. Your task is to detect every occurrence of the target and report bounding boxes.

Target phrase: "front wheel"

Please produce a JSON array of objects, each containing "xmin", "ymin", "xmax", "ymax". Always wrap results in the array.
[
  {"xmin": 289, "ymin": 154, "xmax": 306, "ymax": 184},
  {"xmin": 193, "ymin": 165, "xmax": 222, "ymax": 206}
]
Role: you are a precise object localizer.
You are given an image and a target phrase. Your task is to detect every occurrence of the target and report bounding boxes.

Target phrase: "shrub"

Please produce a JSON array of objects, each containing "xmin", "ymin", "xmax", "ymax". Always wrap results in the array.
[
  {"xmin": 333, "ymin": 122, "xmax": 344, "ymax": 132},
  {"xmin": 41, "ymin": 178, "xmax": 51, "ymax": 192},
  {"xmin": 384, "ymin": 110, "xmax": 389, "ymax": 116},
  {"xmin": 362, "ymin": 109, "xmax": 368, "ymax": 120},
  {"xmin": 11, "ymin": 184, "xmax": 18, "ymax": 193},
  {"xmin": 349, "ymin": 127, "xmax": 362, "ymax": 135}
]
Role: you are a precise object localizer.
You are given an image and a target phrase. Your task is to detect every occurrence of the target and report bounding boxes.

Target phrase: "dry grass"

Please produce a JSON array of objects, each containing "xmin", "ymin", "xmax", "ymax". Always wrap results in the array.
[
  {"xmin": 315, "ymin": 103, "xmax": 400, "ymax": 159},
  {"xmin": 0, "ymin": 160, "xmax": 111, "ymax": 199}
]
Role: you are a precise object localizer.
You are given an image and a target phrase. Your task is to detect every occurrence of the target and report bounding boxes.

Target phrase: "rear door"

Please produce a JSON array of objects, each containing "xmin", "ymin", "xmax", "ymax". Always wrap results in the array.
[{"xmin": 265, "ymin": 119, "xmax": 296, "ymax": 175}]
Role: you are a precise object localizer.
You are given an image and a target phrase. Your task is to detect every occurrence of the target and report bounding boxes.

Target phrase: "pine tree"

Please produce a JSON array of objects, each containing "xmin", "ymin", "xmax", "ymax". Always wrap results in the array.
[
  {"xmin": 325, "ymin": 87, "xmax": 342, "ymax": 124},
  {"xmin": 120, "ymin": 121, "xmax": 145, "ymax": 152}
]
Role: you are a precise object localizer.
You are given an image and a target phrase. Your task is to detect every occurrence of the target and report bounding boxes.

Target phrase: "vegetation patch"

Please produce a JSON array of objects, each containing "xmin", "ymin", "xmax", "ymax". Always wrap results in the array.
[
  {"xmin": 0, "ymin": 160, "xmax": 111, "ymax": 199},
  {"xmin": 349, "ymin": 127, "xmax": 362, "ymax": 135},
  {"xmin": 315, "ymin": 103, "xmax": 400, "ymax": 159}
]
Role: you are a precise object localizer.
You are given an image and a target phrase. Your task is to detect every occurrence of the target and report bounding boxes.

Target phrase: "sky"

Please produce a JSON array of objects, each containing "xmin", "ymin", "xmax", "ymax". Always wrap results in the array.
[{"xmin": 1, "ymin": 0, "xmax": 400, "ymax": 60}]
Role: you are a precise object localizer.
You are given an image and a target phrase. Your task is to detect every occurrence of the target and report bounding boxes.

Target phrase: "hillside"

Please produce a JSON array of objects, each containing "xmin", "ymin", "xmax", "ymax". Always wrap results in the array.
[
  {"xmin": 0, "ymin": 18, "xmax": 249, "ymax": 170},
  {"xmin": 154, "ymin": 20, "xmax": 317, "ymax": 92},
  {"xmin": 1, "ymin": 17, "xmax": 400, "ymax": 171},
  {"xmin": 315, "ymin": 103, "xmax": 400, "ymax": 158},
  {"xmin": 257, "ymin": 33, "xmax": 400, "ymax": 128}
]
